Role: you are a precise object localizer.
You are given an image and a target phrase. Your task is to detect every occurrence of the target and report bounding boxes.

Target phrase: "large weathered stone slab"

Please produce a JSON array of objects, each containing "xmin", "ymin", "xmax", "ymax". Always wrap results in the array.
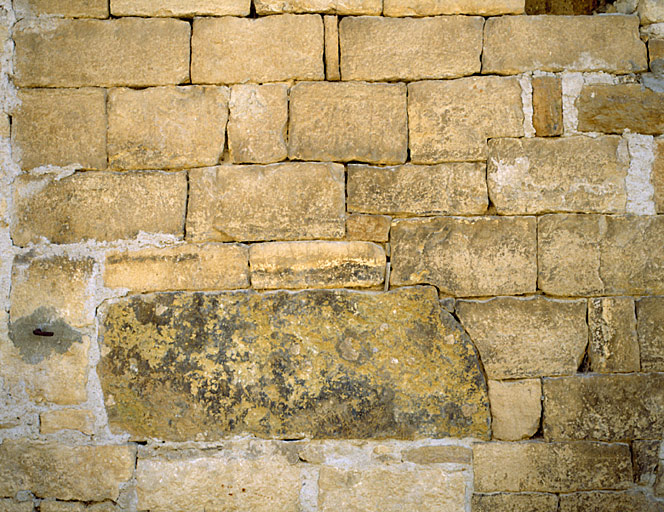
[
  {"xmin": 255, "ymin": 0, "xmax": 381, "ymax": 14},
  {"xmin": 390, "ymin": 217, "xmax": 537, "ymax": 297},
  {"xmin": 111, "ymin": 0, "xmax": 250, "ymax": 16},
  {"xmin": 543, "ymin": 374, "xmax": 664, "ymax": 441},
  {"xmin": 588, "ymin": 297, "xmax": 639, "ymax": 373},
  {"xmin": 339, "ymin": 16, "xmax": 483, "ymax": 81},
  {"xmin": 559, "ymin": 491, "xmax": 664, "ymax": 512},
  {"xmin": 472, "ymin": 493, "xmax": 558, "ymax": 512},
  {"xmin": 487, "ymin": 136, "xmax": 628, "ymax": 214},
  {"xmin": 483, "ymin": 15, "xmax": 647, "ymax": 74},
  {"xmin": 637, "ymin": 297, "xmax": 664, "ymax": 371},
  {"xmin": 384, "ymin": 0, "xmax": 524, "ymax": 16},
  {"xmin": 99, "ymin": 286, "xmax": 490, "ymax": 440},
  {"xmin": 14, "ymin": 0, "xmax": 109, "ymax": 17},
  {"xmin": 488, "ymin": 379, "xmax": 541, "ymax": 441}
]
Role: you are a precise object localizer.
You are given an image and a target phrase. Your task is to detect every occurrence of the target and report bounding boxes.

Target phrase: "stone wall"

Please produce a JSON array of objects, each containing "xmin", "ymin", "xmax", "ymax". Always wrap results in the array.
[{"xmin": 1, "ymin": 0, "xmax": 663, "ymax": 510}]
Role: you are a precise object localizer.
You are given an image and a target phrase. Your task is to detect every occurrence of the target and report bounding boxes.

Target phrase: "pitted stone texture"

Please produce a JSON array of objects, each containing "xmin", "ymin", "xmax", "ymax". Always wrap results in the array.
[
  {"xmin": 408, "ymin": 77, "xmax": 523, "ymax": 163},
  {"xmin": 488, "ymin": 379, "xmax": 541, "ymax": 441},
  {"xmin": 0, "ymin": 441, "xmax": 135, "ymax": 501},
  {"xmin": 346, "ymin": 215, "xmax": 391, "ymax": 242},
  {"xmin": 14, "ymin": 18, "xmax": 190, "ymax": 87},
  {"xmin": 588, "ymin": 297, "xmax": 639, "ymax": 373},
  {"xmin": 13, "ymin": 88, "xmax": 106, "ymax": 171},
  {"xmin": 192, "ymin": 15, "xmax": 323, "ymax": 84},
  {"xmin": 111, "ymin": 0, "xmax": 250, "ymax": 16},
  {"xmin": 577, "ymin": 84, "xmax": 664, "ymax": 135},
  {"xmin": 186, "ymin": 163, "xmax": 345, "ymax": 242},
  {"xmin": 633, "ymin": 440, "xmax": 661, "ymax": 486},
  {"xmin": 318, "ymin": 466, "xmax": 468, "ymax": 511},
  {"xmin": 472, "ymin": 493, "xmax": 558, "ymax": 512},
  {"xmin": 228, "ymin": 84, "xmax": 288, "ymax": 164},
  {"xmin": 99, "ymin": 287, "xmax": 490, "ymax": 440},
  {"xmin": 0, "ymin": 500, "xmax": 33, "ymax": 512},
  {"xmin": 108, "ymin": 86, "xmax": 228, "ymax": 170},
  {"xmin": 289, "ymin": 82, "xmax": 408, "ymax": 164},
  {"xmin": 384, "ymin": 0, "xmax": 524, "ymax": 16},
  {"xmin": 559, "ymin": 491, "xmax": 664, "ymax": 511},
  {"xmin": 487, "ymin": 136, "xmax": 629, "ymax": 214},
  {"xmin": 255, "ymin": 0, "xmax": 380, "ymax": 14},
  {"xmin": 40, "ymin": 409, "xmax": 95, "ymax": 435},
  {"xmin": 104, "ymin": 244, "xmax": 249, "ymax": 292},
  {"xmin": 543, "ymin": 374, "xmax": 664, "ymax": 441},
  {"xmin": 339, "ymin": 16, "xmax": 483, "ymax": 81},
  {"xmin": 249, "ymin": 241, "xmax": 385, "ymax": 289},
  {"xmin": 391, "ymin": 217, "xmax": 537, "ymax": 297},
  {"xmin": 655, "ymin": 139, "xmax": 664, "ymax": 213},
  {"xmin": 483, "ymin": 15, "xmax": 647, "ymax": 74},
  {"xmin": 638, "ymin": 297, "xmax": 664, "ymax": 371},
  {"xmin": 12, "ymin": 171, "xmax": 186, "ymax": 246},
  {"xmin": 640, "ymin": 0, "xmax": 664, "ymax": 24},
  {"xmin": 474, "ymin": 441, "xmax": 633, "ymax": 493},
  {"xmin": 14, "ymin": 0, "xmax": 109, "ymax": 17},
  {"xmin": 532, "ymin": 76, "xmax": 563, "ymax": 136},
  {"xmin": 457, "ymin": 297, "xmax": 587, "ymax": 379},
  {"xmin": 348, "ymin": 163, "xmax": 487, "ymax": 216},
  {"xmin": 538, "ymin": 215, "xmax": 664, "ymax": 296}
]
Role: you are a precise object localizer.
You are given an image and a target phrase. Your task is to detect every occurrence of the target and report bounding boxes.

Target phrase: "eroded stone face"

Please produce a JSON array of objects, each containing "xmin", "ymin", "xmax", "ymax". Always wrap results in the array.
[
  {"xmin": 532, "ymin": 76, "xmax": 563, "ymax": 137},
  {"xmin": 99, "ymin": 287, "xmax": 490, "ymax": 440},
  {"xmin": 588, "ymin": 297, "xmax": 639, "ymax": 373},
  {"xmin": 111, "ymin": 0, "xmax": 251, "ymax": 16},
  {"xmin": 558, "ymin": 491, "xmax": 664, "ymax": 512},
  {"xmin": 14, "ymin": 0, "xmax": 109, "ymax": 17},
  {"xmin": 255, "ymin": 0, "xmax": 381, "ymax": 14},
  {"xmin": 488, "ymin": 379, "xmax": 541, "ymax": 441},
  {"xmin": 472, "ymin": 493, "xmax": 558, "ymax": 512},
  {"xmin": 383, "ymin": 0, "xmax": 524, "ymax": 15}
]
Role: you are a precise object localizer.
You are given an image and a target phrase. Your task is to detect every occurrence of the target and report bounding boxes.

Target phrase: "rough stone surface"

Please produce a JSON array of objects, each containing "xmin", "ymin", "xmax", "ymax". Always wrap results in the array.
[
  {"xmin": 487, "ymin": 136, "xmax": 628, "ymax": 214},
  {"xmin": 402, "ymin": 445, "xmax": 471, "ymax": 464},
  {"xmin": 525, "ymin": 0, "xmax": 607, "ymax": 14},
  {"xmin": 632, "ymin": 440, "xmax": 660, "ymax": 486},
  {"xmin": 474, "ymin": 441, "xmax": 633, "ymax": 492},
  {"xmin": 14, "ymin": 0, "xmax": 109, "ymax": 17},
  {"xmin": 289, "ymin": 81, "xmax": 407, "ymax": 164},
  {"xmin": 249, "ymin": 241, "xmax": 386, "ymax": 289},
  {"xmin": 655, "ymin": 139, "xmax": 664, "ymax": 213},
  {"xmin": 471, "ymin": 493, "xmax": 558, "ymax": 512},
  {"xmin": 483, "ymin": 15, "xmax": 647, "ymax": 74},
  {"xmin": 651, "ymin": 38, "xmax": 664, "ymax": 73},
  {"xmin": 532, "ymin": 76, "xmax": 563, "ymax": 136},
  {"xmin": 408, "ymin": 77, "xmax": 523, "ymax": 163},
  {"xmin": 637, "ymin": 297, "xmax": 664, "ymax": 371},
  {"xmin": 543, "ymin": 374, "xmax": 664, "ymax": 441},
  {"xmin": 98, "ymin": 287, "xmax": 490, "ymax": 440},
  {"xmin": 640, "ymin": 0, "xmax": 664, "ymax": 24},
  {"xmin": 255, "ymin": 0, "xmax": 381, "ymax": 14},
  {"xmin": 12, "ymin": 88, "xmax": 106, "ymax": 171},
  {"xmin": 324, "ymin": 16, "xmax": 340, "ymax": 80},
  {"xmin": 558, "ymin": 491, "xmax": 664, "ymax": 511},
  {"xmin": 384, "ymin": 0, "xmax": 524, "ymax": 16},
  {"xmin": 191, "ymin": 15, "xmax": 324, "ymax": 84},
  {"xmin": 108, "ymin": 86, "xmax": 228, "ymax": 170},
  {"xmin": 0, "ymin": 500, "xmax": 34, "ymax": 512},
  {"xmin": 457, "ymin": 297, "xmax": 587, "ymax": 379},
  {"xmin": 12, "ymin": 171, "xmax": 186, "ymax": 246},
  {"xmin": 0, "ymin": 441, "xmax": 135, "ymax": 501},
  {"xmin": 14, "ymin": 18, "xmax": 190, "ymax": 87},
  {"xmin": 186, "ymin": 163, "xmax": 345, "ymax": 242},
  {"xmin": 391, "ymin": 217, "xmax": 537, "ymax": 297},
  {"xmin": 488, "ymin": 379, "xmax": 541, "ymax": 441},
  {"xmin": 538, "ymin": 215, "xmax": 664, "ymax": 296},
  {"xmin": 348, "ymin": 163, "xmax": 487, "ymax": 216},
  {"xmin": 40, "ymin": 409, "xmax": 95, "ymax": 435},
  {"xmin": 228, "ymin": 84, "xmax": 288, "ymax": 164},
  {"xmin": 111, "ymin": 0, "xmax": 250, "ymax": 16},
  {"xmin": 339, "ymin": 16, "xmax": 483, "ymax": 81},
  {"xmin": 588, "ymin": 297, "xmax": 640, "ymax": 373},
  {"xmin": 346, "ymin": 215, "xmax": 391, "ymax": 242},
  {"xmin": 104, "ymin": 244, "xmax": 250, "ymax": 292}
]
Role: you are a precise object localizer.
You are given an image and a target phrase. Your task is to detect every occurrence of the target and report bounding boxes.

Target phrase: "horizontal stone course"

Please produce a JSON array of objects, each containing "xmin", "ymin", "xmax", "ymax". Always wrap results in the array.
[
  {"xmin": 558, "ymin": 491, "xmax": 664, "ymax": 512},
  {"xmin": 472, "ymin": 493, "xmax": 558, "ymax": 512},
  {"xmin": 255, "ymin": 0, "xmax": 381, "ymax": 14},
  {"xmin": 110, "ymin": 0, "xmax": 251, "ymax": 16},
  {"xmin": 14, "ymin": 0, "xmax": 109, "ymax": 18},
  {"xmin": 383, "ymin": 0, "xmax": 524, "ymax": 16}
]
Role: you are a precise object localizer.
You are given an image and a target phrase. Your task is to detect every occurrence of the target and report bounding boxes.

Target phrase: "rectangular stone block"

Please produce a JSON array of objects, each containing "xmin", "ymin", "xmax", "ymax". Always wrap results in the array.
[
  {"xmin": 488, "ymin": 379, "xmax": 541, "ymax": 441},
  {"xmin": 402, "ymin": 445, "xmax": 471, "ymax": 464},
  {"xmin": 483, "ymin": 15, "xmax": 647, "ymax": 74},
  {"xmin": 487, "ymin": 136, "xmax": 629, "ymax": 214},
  {"xmin": 408, "ymin": 77, "xmax": 523, "ymax": 163},
  {"xmin": 339, "ymin": 16, "xmax": 483, "ymax": 81},
  {"xmin": 474, "ymin": 441, "xmax": 633, "ymax": 493},
  {"xmin": 346, "ymin": 214, "xmax": 391, "ymax": 242},
  {"xmin": 532, "ymin": 76, "xmax": 563, "ymax": 136},
  {"xmin": 390, "ymin": 216, "xmax": 537, "ymax": 297},
  {"xmin": 249, "ymin": 241, "xmax": 385, "ymax": 289},
  {"xmin": 559, "ymin": 491, "xmax": 664, "ymax": 512},
  {"xmin": 543, "ymin": 374, "xmax": 664, "ymax": 441},
  {"xmin": 192, "ymin": 15, "xmax": 323, "ymax": 84},
  {"xmin": 588, "ymin": 297, "xmax": 639, "ymax": 373},
  {"xmin": 12, "ymin": 88, "xmax": 106, "ymax": 171},
  {"xmin": 12, "ymin": 171, "xmax": 186, "ymax": 246},
  {"xmin": 289, "ymin": 81, "xmax": 407, "ymax": 164},
  {"xmin": 472, "ymin": 493, "xmax": 558, "ymax": 512},
  {"xmin": 348, "ymin": 163, "xmax": 487, "ymax": 216},
  {"xmin": 457, "ymin": 297, "xmax": 587, "ymax": 379},
  {"xmin": 186, "ymin": 163, "xmax": 345, "ymax": 242},
  {"xmin": 324, "ymin": 16, "xmax": 340, "ymax": 80},
  {"xmin": 0, "ymin": 441, "xmax": 135, "ymax": 501},
  {"xmin": 111, "ymin": 0, "xmax": 250, "ymax": 16},
  {"xmin": 255, "ymin": 0, "xmax": 381, "ymax": 14},
  {"xmin": 104, "ymin": 244, "xmax": 249, "ymax": 292},
  {"xmin": 637, "ymin": 297, "xmax": 664, "ymax": 371},
  {"xmin": 108, "ymin": 86, "xmax": 228, "ymax": 171},
  {"xmin": 14, "ymin": 0, "xmax": 109, "ymax": 18},
  {"xmin": 538, "ymin": 215, "xmax": 664, "ymax": 296},
  {"xmin": 40, "ymin": 409, "xmax": 95, "ymax": 435},
  {"xmin": 655, "ymin": 139, "xmax": 664, "ymax": 213},
  {"xmin": 577, "ymin": 84, "xmax": 664, "ymax": 135},
  {"xmin": 14, "ymin": 18, "xmax": 190, "ymax": 87},
  {"xmin": 384, "ymin": 0, "xmax": 524, "ymax": 16}
]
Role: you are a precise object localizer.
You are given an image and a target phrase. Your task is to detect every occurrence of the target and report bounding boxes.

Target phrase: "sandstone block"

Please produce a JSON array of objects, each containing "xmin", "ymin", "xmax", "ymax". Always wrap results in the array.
[
  {"xmin": 40, "ymin": 409, "xmax": 95, "ymax": 435},
  {"xmin": 651, "ymin": 38, "xmax": 664, "ymax": 73},
  {"xmin": 12, "ymin": 88, "xmax": 106, "ymax": 171},
  {"xmin": 228, "ymin": 84, "xmax": 288, "ymax": 164},
  {"xmin": 655, "ymin": 139, "xmax": 664, "ymax": 213},
  {"xmin": 12, "ymin": 171, "xmax": 185, "ymax": 246},
  {"xmin": 249, "ymin": 241, "xmax": 385, "ymax": 289},
  {"xmin": 256, "ymin": 0, "xmax": 380, "ymax": 14},
  {"xmin": 538, "ymin": 215, "xmax": 664, "ymax": 296},
  {"xmin": 488, "ymin": 379, "xmax": 541, "ymax": 441},
  {"xmin": 318, "ymin": 466, "xmax": 467, "ymax": 511},
  {"xmin": 0, "ymin": 441, "xmax": 135, "ymax": 501},
  {"xmin": 14, "ymin": 18, "xmax": 190, "ymax": 87},
  {"xmin": 588, "ymin": 297, "xmax": 639, "ymax": 373},
  {"xmin": 457, "ymin": 297, "xmax": 587, "ymax": 379},
  {"xmin": 559, "ymin": 491, "xmax": 664, "ymax": 512},
  {"xmin": 111, "ymin": 0, "xmax": 250, "ymax": 16},
  {"xmin": 99, "ymin": 287, "xmax": 490, "ymax": 440},
  {"xmin": 402, "ymin": 445, "xmax": 471, "ymax": 464},
  {"xmin": 104, "ymin": 244, "xmax": 249, "ymax": 292},
  {"xmin": 488, "ymin": 136, "xmax": 628, "ymax": 214},
  {"xmin": 186, "ymin": 163, "xmax": 345, "ymax": 242},
  {"xmin": 324, "ymin": 16, "xmax": 340, "ymax": 80},
  {"xmin": 472, "ymin": 493, "xmax": 558, "ymax": 512},
  {"xmin": 0, "ymin": 500, "xmax": 33, "ymax": 512},
  {"xmin": 532, "ymin": 76, "xmax": 563, "ymax": 136},
  {"xmin": 384, "ymin": 0, "xmax": 524, "ymax": 16},
  {"xmin": 108, "ymin": 86, "xmax": 228, "ymax": 170},
  {"xmin": 483, "ymin": 15, "xmax": 647, "ymax": 74},
  {"xmin": 640, "ymin": 0, "xmax": 664, "ymax": 24},
  {"xmin": 346, "ymin": 214, "xmax": 391, "ymax": 242},
  {"xmin": 192, "ymin": 15, "xmax": 323, "ymax": 84},
  {"xmin": 14, "ymin": 0, "xmax": 108, "ymax": 18},
  {"xmin": 339, "ymin": 16, "xmax": 483, "ymax": 81},
  {"xmin": 577, "ymin": 84, "xmax": 664, "ymax": 135},
  {"xmin": 289, "ymin": 81, "xmax": 407, "ymax": 164},
  {"xmin": 390, "ymin": 217, "xmax": 537, "ymax": 297},
  {"xmin": 348, "ymin": 163, "xmax": 487, "ymax": 216},
  {"xmin": 637, "ymin": 297, "xmax": 664, "ymax": 371},
  {"xmin": 543, "ymin": 374, "xmax": 664, "ymax": 441},
  {"xmin": 408, "ymin": 77, "xmax": 523, "ymax": 163},
  {"xmin": 474, "ymin": 441, "xmax": 633, "ymax": 492},
  {"xmin": 632, "ymin": 440, "xmax": 660, "ymax": 486}
]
